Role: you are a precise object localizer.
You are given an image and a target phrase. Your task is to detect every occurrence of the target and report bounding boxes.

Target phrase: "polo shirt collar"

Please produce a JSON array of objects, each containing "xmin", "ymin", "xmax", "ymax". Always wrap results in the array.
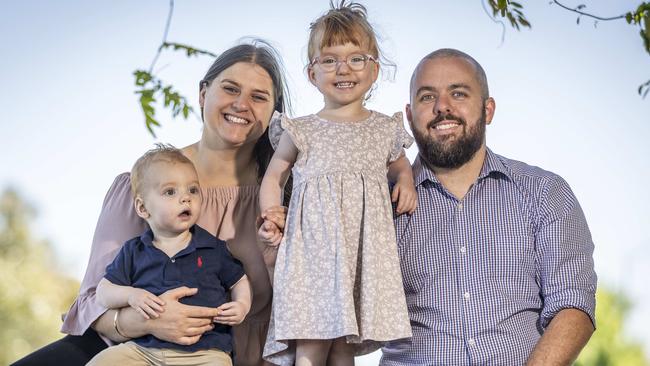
[{"xmin": 139, "ymin": 225, "xmax": 216, "ymax": 253}]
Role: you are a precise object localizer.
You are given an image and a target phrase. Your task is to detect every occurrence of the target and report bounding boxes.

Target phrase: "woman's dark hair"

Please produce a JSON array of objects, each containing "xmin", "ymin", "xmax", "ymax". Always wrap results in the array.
[{"xmin": 199, "ymin": 39, "xmax": 292, "ymax": 182}]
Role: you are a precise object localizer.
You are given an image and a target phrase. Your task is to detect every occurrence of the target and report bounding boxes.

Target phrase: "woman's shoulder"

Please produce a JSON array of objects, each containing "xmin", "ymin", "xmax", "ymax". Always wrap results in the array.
[{"xmin": 100, "ymin": 172, "xmax": 133, "ymax": 206}]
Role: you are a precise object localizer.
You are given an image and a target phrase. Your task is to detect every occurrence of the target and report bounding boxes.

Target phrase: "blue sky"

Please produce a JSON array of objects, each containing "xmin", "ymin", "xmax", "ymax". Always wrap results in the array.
[{"xmin": 1, "ymin": 0, "xmax": 649, "ymax": 362}]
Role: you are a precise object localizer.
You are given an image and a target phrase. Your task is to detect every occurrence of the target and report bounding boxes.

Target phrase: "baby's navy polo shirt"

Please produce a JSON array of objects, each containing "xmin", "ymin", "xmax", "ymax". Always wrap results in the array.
[{"xmin": 104, "ymin": 224, "xmax": 245, "ymax": 353}]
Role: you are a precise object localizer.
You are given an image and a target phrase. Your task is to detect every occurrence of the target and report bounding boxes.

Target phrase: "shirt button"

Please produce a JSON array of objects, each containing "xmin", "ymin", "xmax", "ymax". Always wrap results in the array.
[
  {"xmin": 463, "ymin": 292, "xmax": 470, "ymax": 300},
  {"xmin": 468, "ymin": 338, "xmax": 476, "ymax": 346},
  {"xmin": 171, "ymin": 258, "xmax": 176, "ymax": 263},
  {"xmin": 460, "ymin": 246, "xmax": 467, "ymax": 254},
  {"xmin": 458, "ymin": 203, "xmax": 463, "ymax": 210}
]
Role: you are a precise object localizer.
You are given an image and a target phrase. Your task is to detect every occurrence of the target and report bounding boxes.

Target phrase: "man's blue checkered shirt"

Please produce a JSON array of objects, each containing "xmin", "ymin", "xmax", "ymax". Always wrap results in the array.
[{"xmin": 381, "ymin": 148, "xmax": 597, "ymax": 365}]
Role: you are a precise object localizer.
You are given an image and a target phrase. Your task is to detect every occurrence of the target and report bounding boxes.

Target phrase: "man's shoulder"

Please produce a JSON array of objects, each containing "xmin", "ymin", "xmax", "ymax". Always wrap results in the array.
[{"xmin": 493, "ymin": 151, "xmax": 566, "ymax": 187}]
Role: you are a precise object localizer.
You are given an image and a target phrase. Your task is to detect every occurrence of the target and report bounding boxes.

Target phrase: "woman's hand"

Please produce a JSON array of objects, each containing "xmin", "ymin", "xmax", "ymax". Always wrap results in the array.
[{"xmin": 147, "ymin": 287, "xmax": 220, "ymax": 346}]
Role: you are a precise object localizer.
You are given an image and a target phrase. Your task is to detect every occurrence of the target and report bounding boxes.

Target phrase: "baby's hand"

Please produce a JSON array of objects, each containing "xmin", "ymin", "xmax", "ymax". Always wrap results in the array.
[
  {"xmin": 213, "ymin": 301, "xmax": 249, "ymax": 326},
  {"xmin": 391, "ymin": 179, "xmax": 417, "ymax": 215},
  {"xmin": 258, "ymin": 219, "xmax": 283, "ymax": 247},
  {"xmin": 127, "ymin": 288, "xmax": 165, "ymax": 319}
]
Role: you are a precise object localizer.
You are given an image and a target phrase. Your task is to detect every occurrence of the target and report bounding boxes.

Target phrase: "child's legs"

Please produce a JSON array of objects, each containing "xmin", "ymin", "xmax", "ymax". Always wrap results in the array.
[
  {"xmin": 86, "ymin": 341, "xmax": 158, "ymax": 366},
  {"xmin": 295, "ymin": 339, "xmax": 332, "ymax": 366},
  {"xmin": 163, "ymin": 348, "xmax": 232, "ymax": 366},
  {"xmin": 326, "ymin": 337, "xmax": 355, "ymax": 366}
]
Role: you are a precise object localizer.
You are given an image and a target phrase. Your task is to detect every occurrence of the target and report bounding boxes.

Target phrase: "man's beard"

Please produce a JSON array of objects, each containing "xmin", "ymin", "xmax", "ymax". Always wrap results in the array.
[{"xmin": 413, "ymin": 109, "xmax": 486, "ymax": 169}]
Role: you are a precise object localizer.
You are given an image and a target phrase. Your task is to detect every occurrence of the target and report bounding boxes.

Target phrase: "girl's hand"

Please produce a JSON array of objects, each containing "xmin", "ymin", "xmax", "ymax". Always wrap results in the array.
[
  {"xmin": 261, "ymin": 205, "xmax": 287, "ymax": 231},
  {"xmin": 213, "ymin": 301, "xmax": 249, "ymax": 325},
  {"xmin": 391, "ymin": 180, "xmax": 417, "ymax": 215},
  {"xmin": 258, "ymin": 219, "xmax": 283, "ymax": 247},
  {"xmin": 127, "ymin": 288, "xmax": 165, "ymax": 319}
]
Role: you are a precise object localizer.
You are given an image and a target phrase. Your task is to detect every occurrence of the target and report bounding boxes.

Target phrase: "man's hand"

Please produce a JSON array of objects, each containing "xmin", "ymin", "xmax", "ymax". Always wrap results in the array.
[
  {"xmin": 127, "ymin": 288, "xmax": 165, "ymax": 319},
  {"xmin": 148, "ymin": 287, "xmax": 220, "ymax": 346},
  {"xmin": 213, "ymin": 301, "xmax": 249, "ymax": 326}
]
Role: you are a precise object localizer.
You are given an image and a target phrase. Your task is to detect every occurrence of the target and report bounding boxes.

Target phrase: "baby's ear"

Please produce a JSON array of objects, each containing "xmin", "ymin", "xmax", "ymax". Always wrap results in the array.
[{"xmin": 134, "ymin": 196, "xmax": 150, "ymax": 219}]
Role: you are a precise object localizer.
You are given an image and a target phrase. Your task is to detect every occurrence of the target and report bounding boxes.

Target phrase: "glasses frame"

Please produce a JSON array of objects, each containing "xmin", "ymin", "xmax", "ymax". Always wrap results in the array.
[{"xmin": 309, "ymin": 54, "xmax": 377, "ymax": 73}]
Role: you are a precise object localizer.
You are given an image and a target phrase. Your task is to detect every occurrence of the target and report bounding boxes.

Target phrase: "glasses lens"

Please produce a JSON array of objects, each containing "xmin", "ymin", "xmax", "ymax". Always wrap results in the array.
[
  {"xmin": 319, "ymin": 56, "xmax": 337, "ymax": 72},
  {"xmin": 348, "ymin": 54, "xmax": 367, "ymax": 71}
]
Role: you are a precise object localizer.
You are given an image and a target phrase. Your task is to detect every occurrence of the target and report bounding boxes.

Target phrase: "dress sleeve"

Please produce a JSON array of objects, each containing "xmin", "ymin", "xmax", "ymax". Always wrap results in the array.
[
  {"xmin": 268, "ymin": 111, "xmax": 304, "ymax": 151},
  {"xmin": 388, "ymin": 112, "xmax": 414, "ymax": 163},
  {"xmin": 536, "ymin": 175, "xmax": 597, "ymax": 329},
  {"xmin": 60, "ymin": 173, "xmax": 148, "ymax": 336}
]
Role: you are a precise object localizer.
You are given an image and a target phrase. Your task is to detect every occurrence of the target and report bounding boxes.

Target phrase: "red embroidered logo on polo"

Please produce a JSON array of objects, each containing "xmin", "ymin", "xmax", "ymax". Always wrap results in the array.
[{"xmin": 197, "ymin": 256, "xmax": 203, "ymax": 268}]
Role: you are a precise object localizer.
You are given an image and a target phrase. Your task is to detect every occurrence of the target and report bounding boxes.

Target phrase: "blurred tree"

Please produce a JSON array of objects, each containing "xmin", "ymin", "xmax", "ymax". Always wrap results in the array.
[
  {"xmin": 576, "ymin": 287, "xmax": 649, "ymax": 366},
  {"xmin": 0, "ymin": 188, "xmax": 79, "ymax": 365}
]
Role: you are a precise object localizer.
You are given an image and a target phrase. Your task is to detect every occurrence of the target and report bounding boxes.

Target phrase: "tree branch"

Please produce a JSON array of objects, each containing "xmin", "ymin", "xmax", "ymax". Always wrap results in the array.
[
  {"xmin": 149, "ymin": 0, "xmax": 175, "ymax": 73},
  {"xmin": 552, "ymin": 1, "xmax": 626, "ymax": 21}
]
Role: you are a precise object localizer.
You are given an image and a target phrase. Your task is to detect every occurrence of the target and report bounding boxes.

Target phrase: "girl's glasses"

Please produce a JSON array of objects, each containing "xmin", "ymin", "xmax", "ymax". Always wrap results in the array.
[{"xmin": 310, "ymin": 54, "xmax": 377, "ymax": 72}]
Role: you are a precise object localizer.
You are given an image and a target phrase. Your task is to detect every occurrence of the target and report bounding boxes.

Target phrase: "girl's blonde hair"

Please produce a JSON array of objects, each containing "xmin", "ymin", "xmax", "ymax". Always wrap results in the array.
[
  {"xmin": 308, "ymin": 1, "xmax": 379, "ymax": 61},
  {"xmin": 307, "ymin": 1, "xmax": 395, "ymax": 88}
]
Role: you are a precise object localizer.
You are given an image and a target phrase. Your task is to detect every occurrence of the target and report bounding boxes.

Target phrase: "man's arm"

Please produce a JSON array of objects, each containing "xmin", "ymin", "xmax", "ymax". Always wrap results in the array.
[
  {"xmin": 526, "ymin": 308, "xmax": 594, "ymax": 365},
  {"xmin": 531, "ymin": 175, "xmax": 597, "ymax": 364}
]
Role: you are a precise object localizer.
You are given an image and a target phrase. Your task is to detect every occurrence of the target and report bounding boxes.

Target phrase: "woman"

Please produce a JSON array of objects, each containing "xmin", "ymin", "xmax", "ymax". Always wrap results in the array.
[{"xmin": 13, "ymin": 40, "xmax": 290, "ymax": 366}]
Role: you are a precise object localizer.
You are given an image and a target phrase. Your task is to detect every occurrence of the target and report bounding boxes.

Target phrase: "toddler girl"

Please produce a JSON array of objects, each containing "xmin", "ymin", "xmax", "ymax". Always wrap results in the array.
[{"xmin": 260, "ymin": 2, "xmax": 413, "ymax": 365}]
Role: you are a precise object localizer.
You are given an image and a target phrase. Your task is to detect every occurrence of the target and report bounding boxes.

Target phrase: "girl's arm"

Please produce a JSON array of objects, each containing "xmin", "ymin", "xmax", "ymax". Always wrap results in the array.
[
  {"xmin": 260, "ymin": 132, "xmax": 299, "ymax": 213},
  {"xmin": 96, "ymin": 278, "xmax": 164, "ymax": 319},
  {"xmin": 388, "ymin": 154, "xmax": 417, "ymax": 215}
]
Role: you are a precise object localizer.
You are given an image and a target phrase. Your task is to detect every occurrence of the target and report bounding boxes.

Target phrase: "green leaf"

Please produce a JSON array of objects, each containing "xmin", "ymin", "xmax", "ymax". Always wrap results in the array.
[{"xmin": 644, "ymin": 13, "xmax": 650, "ymax": 54}]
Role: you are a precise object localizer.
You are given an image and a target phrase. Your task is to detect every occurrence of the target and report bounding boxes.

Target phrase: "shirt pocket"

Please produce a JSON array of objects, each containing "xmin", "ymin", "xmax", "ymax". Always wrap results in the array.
[{"xmin": 487, "ymin": 233, "xmax": 541, "ymax": 307}]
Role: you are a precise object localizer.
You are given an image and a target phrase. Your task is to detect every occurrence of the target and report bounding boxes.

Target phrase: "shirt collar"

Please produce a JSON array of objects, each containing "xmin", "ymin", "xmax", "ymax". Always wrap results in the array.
[
  {"xmin": 479, "ymin": 148, "xmax": 511, "ymax": 181},
  {"xmin": 139, "ymin": 225, "xmax": 216, "ymax": 251},
  {"xmin": 414, "ymin": 147, "xmax": 511, "ymax": 187}
]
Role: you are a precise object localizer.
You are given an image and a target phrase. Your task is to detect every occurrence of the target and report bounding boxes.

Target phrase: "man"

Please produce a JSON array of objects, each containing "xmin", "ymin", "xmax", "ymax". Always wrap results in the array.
[{"xmin": 381, "ymin": 49, "xmax": 597, "ymax": 365}]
